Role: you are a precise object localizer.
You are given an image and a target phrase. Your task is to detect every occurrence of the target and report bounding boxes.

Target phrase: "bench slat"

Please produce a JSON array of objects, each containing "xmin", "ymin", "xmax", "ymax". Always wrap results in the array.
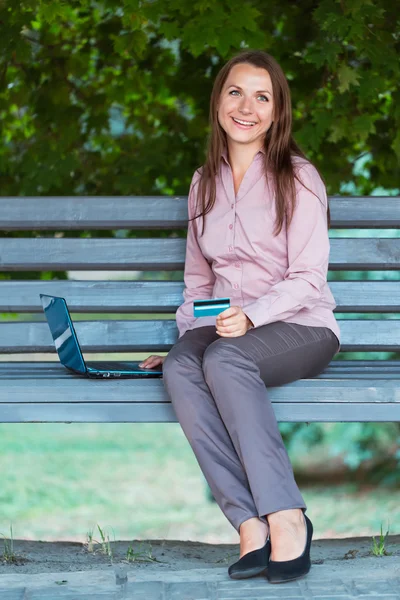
[
  {"xmin": 0, "ymin": 367, "xmax": 399, "ymax": 399},
  {"xmin": 1, "ymin": 320, "xmax": 400, "ymax": 353},
  {"xmin": 1, "ymin": 402, "xmax": 399, "ymax": 422},
  {"xmin": 0, "ymin": 402, "xmax": 400, "ymax": 423},
  {"xmin": 2, "ymin": 361, "xmax": 400, "ymax": 378},
  {"xmin": 1, "ymin": 280, "xmax": 400, "ymax": 313},
  {"xmin": 0, "ymin": 281, "xmax": 181, "ymax": 313},
  {"xmin": 1, "ymin": 238, "xmax": 400, "ymax": 270},
  {"xmin": 2, "ymin": 359, "xmax": 400, "ymax": 368},
  {"xmin": 1, "ymin": 196, "xmax": 399, "ymax": 230}
]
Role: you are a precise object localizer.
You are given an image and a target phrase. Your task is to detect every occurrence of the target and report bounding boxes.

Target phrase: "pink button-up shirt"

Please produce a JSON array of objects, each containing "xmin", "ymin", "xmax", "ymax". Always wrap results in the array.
[{"xmin": 176, "ymin": 147, "xmax": 341, "ymax": 353}]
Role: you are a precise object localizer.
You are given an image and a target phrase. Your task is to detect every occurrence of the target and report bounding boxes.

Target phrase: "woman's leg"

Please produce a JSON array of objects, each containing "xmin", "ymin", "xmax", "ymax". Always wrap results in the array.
[
  {"xmin": 163, "ymin": 320, "xmax": 338, "ymax": 551},
  {"xmin": 162, "ymin": 325, "xmax": 268, "ymax": 534},
  {"xmin": 201, "ymin": 320, "xmax": 339, "ymax": 559}
]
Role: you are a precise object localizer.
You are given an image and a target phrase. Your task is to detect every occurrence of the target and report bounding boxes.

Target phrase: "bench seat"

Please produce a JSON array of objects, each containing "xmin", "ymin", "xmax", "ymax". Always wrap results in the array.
[{"xmin": 1, "ymin": 362, "xmax": 400, "ymax": 423}]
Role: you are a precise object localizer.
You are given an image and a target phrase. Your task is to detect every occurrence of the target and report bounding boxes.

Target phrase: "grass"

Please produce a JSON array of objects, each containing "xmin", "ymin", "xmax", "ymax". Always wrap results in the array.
[
  {"xmin": 92, "ymin": 524, "xmax": 113, "ymax": 559},
  {"xmin": 125, "ymin": 541, "xmax": 160, "ymax": 563},
  {"xmin": 0, "ymin": 525, "xmax": 16, "ymax": 563},
  {"xmin": 371, "ymin": 523, "xmax": 392, "ymax": 556},
  {"xmin": 83, "ymin": 524, "xmax": 160, "ymax": 563},
  {"xmin": 0, "ymin": 423, "xmax": 399, "ymax": 545}
]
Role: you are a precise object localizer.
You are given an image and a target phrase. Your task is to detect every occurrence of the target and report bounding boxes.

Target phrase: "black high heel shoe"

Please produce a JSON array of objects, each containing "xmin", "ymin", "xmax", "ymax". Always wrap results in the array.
[
  {"xmin": 228, "ymin": 534, "xmax": 271, "ymax": 580},
  {"xmin": 267, "ymin": 513, "xmax": 313, "ymax": 584}
]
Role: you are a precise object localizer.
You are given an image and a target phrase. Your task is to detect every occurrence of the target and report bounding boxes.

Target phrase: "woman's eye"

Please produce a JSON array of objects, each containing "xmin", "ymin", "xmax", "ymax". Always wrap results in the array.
[{"xmin": 229, "ymin": 90, "xmax": 268, "ymax": 102}]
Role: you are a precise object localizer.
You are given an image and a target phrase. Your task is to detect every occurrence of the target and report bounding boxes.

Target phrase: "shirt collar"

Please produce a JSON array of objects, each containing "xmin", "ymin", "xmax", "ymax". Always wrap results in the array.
[{"xmin": 221, "ymin": 146, "xmax": 266, "ymax": 165}]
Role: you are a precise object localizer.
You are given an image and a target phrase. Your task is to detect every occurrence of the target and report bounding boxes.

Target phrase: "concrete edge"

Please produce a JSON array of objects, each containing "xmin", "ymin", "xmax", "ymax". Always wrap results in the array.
[{"xmin": 0, "ymin": 556, "xmax": 400, "ymax": 590}]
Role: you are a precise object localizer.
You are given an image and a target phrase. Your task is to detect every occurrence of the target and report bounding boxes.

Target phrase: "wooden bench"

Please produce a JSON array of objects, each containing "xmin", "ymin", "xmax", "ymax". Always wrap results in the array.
[{"xmin": 1, "ymin": 195, "xmax": 400, "ymax": 423}]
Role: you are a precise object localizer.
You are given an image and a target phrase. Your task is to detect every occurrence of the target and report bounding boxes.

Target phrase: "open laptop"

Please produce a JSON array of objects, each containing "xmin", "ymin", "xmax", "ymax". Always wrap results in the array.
[{"xmin": 40, "ymin": 294, "xmax": 163, "ymax": 378}]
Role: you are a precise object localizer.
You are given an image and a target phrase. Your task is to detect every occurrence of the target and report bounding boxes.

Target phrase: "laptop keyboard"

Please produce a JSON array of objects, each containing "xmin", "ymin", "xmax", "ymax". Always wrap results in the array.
[{"xmin": 87, "ymin": 361, "xmax": 159, "ymax": 371}]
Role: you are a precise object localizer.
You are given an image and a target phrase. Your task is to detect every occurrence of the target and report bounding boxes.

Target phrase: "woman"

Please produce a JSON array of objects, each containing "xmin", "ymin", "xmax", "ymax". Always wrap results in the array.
[{"xmin": 139, "ymin": 49, "xmax": 341, "ymax": 584}]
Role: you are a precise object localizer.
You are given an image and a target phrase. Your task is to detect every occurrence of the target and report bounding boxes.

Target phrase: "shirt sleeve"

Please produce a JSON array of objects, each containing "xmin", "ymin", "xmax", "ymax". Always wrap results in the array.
[
  {"xmin": 243, "ymin": 163, "xmax": 331, "ymax": 329},
  {"xmin": 175, "ymin": 170, "xmax": 217, "ymax": 338}
]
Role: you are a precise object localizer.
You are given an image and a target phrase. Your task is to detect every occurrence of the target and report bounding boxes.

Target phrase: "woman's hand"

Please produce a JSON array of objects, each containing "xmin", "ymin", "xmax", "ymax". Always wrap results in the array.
[
  {"xmin": 216, "ymin": 306, "xmax": 254, "ymax": 337},
  {"xmin": 138, "ymin": 355, "xmax": 166, "ymax": 369},
  {"xmin": 138, "ymin": 307, "xmax": 254, "ymax": 367}
]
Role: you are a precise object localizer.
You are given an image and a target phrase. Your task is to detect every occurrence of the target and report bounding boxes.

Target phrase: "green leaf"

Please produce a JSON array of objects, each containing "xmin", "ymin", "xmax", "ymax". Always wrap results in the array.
[
  {"xmin": 327, "ymin": 120, "xmax": 347, "ymax": 143},
  {"xmin": 159, "ymin": 20, "xmax": 181, "ymax": 40},
  {"xmin": 37, "ymin": 1, "xmax": 70, "ymax": 24},
  {"xmin": 352, "ymin": 114, "xmax": 376, "ymax": 142},
  {"xmin": 337, "ymin": 64, "xmax": 361, "ymax": 93},
  {"xmin": 304, "ymin": 41, "xmax": 342, "ymax": 69}
]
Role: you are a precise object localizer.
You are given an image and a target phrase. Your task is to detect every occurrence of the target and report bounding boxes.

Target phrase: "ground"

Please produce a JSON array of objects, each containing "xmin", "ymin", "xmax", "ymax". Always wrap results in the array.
[{"xmin": 0, "ymin": 534, "xmax": 399, "ymax": 575}]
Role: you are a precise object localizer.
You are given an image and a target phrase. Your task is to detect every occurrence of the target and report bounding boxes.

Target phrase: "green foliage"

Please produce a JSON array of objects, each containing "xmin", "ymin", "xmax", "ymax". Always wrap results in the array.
[
  {"xmin": 1, "ymin": 0, "xmax": 399, "ymax": 197},
  {"xmin": 279, "ymin": 420, "xmax": 400, "ymax": 486},
  {"xmin": 1, "ymin": 0, "xmax": 400, "ymax": 478}
]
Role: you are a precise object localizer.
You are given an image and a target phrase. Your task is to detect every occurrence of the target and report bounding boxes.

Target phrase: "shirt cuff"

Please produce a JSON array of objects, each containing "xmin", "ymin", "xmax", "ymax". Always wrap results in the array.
[
  {"xmin": 243, "ymin": 312, "xmax": 255, "ymax": 329},
  {"xmin": 242, "ymin": 304, "xmax": 265, "ymax": 330}
]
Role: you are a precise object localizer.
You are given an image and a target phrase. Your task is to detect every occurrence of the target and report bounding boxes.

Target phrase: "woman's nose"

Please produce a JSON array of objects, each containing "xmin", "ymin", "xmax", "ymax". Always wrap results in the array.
[{"xmin": 239, "ymin": 98, "xmax": 253, "ymax": 112}]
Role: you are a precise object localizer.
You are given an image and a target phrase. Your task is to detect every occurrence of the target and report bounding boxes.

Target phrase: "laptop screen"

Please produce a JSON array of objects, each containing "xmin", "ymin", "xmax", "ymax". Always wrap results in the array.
[{"xmin": 40, "ymin": 294, "xmax": 86, "ymax": 374}]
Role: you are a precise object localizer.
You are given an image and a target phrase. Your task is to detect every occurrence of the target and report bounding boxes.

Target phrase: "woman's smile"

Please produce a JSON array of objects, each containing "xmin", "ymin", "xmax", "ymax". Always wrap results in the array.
[{"xmin": 231, "ymin": 116, "xmax": 257, "ymax": 129}]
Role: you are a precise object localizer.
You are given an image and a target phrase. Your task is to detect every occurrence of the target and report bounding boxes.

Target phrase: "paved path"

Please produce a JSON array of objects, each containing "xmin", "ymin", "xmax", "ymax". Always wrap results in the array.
[{"xmin": 1, "ymin": 557, "xmax": 399, "ymax": 599}]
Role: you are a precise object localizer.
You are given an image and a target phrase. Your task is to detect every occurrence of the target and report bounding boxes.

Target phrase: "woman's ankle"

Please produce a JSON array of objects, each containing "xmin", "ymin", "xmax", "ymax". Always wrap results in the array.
[
  {"xmin": 267, "ymin": 508, "xmax": 304, "ymax": 525},
  {"xmin": 240, "ymin": 516, "xmax": 269, "ymax": 539},
  {"xmin": 239, "ymin": 517, "xmax": 269, "ymax": 557}
]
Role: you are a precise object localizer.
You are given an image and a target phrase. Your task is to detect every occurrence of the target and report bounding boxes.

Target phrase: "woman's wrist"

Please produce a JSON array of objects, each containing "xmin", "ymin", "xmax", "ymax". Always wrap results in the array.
[{"xmin": 245, "ymin": 314, "xmax": 254, "ymax": 329}]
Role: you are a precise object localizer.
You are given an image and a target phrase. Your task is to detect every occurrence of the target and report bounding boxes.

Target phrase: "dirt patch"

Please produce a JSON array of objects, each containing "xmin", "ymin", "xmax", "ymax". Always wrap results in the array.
[
  {"xmin": 1, "ymin": 535, "xmax": 399, "ymax": 575},
  {"xmin": 0, "ymin": 539, "xmax": 235, "ymax": 575}
]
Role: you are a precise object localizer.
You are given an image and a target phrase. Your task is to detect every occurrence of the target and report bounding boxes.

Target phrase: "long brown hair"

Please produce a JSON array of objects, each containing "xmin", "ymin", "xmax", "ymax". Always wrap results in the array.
[{"xmin": 190, "ymin": 49, "xmax": 330, "ymax": 237}]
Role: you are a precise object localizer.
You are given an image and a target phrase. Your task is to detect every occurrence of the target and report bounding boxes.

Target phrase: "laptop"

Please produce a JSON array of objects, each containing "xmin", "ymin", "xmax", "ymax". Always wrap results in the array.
[{"xmin": 39, "ymin": 294, "xmax": 163, "ymax": 378}]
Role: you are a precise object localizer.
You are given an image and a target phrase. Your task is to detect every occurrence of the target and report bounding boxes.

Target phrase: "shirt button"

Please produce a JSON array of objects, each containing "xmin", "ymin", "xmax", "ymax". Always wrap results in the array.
[
  {"xmin": 229, "ymin": 246, "xmax": 233, "ymax": 252},
  {"xmin": 229, "ymin": 224, "xmax": 233, "ymax": 229},
  {"xmin": 235, "ymin": 262, "xmax": 240, "ymax": 268},
  {"xmin": 233, "ymin": 283, "xmax": 239, "ymax": 289}
]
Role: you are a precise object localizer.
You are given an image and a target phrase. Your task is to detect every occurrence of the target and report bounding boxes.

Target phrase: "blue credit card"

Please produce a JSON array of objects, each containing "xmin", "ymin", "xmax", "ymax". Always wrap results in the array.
[{"xmin": 193, "ymin": 297, "xmax": 230, "ymax": 317}]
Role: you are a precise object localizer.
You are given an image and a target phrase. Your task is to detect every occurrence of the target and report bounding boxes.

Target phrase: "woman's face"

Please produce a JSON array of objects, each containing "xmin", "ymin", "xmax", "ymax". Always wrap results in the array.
[{"xmin": 217, "ymin": 63, "xmax": 274, "ymax": 149}]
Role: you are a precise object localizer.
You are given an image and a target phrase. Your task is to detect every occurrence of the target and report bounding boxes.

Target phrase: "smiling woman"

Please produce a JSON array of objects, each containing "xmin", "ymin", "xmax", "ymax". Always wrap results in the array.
[
  {"xmin": 219, "ymin": 66, "xmax": 274, "ymax": 137},
  {"xmin": 142, "ymin": 49, "xmax": 341, "ymax": 586}
]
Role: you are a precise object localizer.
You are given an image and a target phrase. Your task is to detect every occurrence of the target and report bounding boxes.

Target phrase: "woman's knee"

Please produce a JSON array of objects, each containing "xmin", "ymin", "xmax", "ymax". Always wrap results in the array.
[
  {"xmin": 203, "ymin": 339, "xmax": 249, "ymax": 381},
  {"xmin": 162, "ymin": 347, "xmax": 183, "ymax": 381},
  {"xmin": 162, "ymin": 341, "xmax": 202, "ymax": 382}
]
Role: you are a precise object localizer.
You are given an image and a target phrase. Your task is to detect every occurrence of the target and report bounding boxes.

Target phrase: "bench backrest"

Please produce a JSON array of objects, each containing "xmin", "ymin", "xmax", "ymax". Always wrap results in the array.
[{"xmin": 1, "ymin": 196, "xmax": 400, "ymax": 357}]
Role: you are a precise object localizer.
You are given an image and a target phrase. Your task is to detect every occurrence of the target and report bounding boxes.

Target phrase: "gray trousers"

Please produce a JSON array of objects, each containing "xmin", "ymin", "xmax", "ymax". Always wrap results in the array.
[{"xmin": 162, "ymin": 321, "xmax": 339, "ymax": 534}]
